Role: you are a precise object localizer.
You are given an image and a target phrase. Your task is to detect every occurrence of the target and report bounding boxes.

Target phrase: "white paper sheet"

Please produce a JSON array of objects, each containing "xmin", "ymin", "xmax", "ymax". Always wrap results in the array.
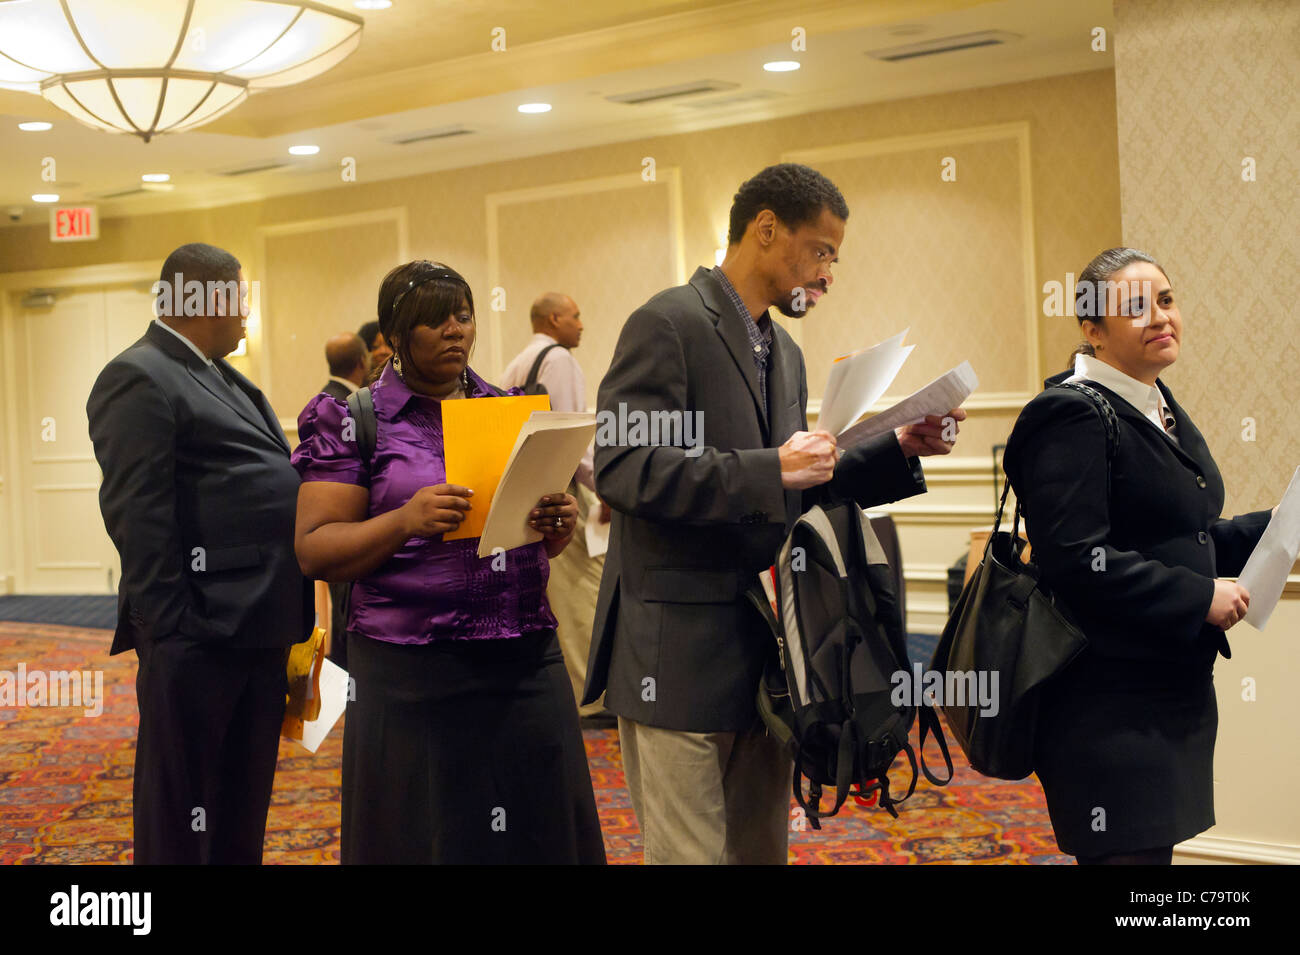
[
  {"xmin": 1240, "ymin": 466, "xmax": 1300, "ymax": 630},
  {"xmin": 477, "ymin": 412, "xmax": 598, "ymax": 557},
  {"xmin": 837, "ymin": 361, "xmax": 979, "ymax": 449},
  {"xmin": 818, "ymin": 329, "xmax": 913, "ymax": 437},
  {"xmin": 585, "ymin": 510, "xmax": 610, "ymax": 558},
  {"xmin": 295, "ymin": 658, "xmax": 349, "ymax": 754}
]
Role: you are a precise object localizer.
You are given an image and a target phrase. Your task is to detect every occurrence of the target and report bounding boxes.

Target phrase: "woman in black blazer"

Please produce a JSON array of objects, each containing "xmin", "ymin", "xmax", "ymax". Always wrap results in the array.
[{"xmin": 1004, "ymin": 247, "xmax": 1274, "ymax": 865}]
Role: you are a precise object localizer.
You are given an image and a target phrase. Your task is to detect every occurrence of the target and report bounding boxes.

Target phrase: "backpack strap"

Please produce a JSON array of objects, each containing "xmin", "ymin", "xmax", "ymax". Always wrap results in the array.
[
  {"xmin": 524, "ymin": 343, "xmax": 563, "ymax": 393},
  {"xmin": 346, "ymin": 386, "xmax": 377, "ymax": 467}
]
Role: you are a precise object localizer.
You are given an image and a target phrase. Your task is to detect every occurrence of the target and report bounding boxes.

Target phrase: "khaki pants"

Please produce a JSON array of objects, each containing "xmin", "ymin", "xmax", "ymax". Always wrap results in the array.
[
  {"xmin": 548, "ymin": 482, "xmax": 606, "ymax": 717},
  {"xmin": 617, "ymin": 716, "xmax": 792, "ymax": 864}
]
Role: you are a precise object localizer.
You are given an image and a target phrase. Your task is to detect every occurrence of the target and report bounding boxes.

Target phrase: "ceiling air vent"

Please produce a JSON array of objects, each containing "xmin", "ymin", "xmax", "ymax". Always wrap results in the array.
[
  {"xmin": 680, "ymin": 89, "xmax": 785, "ymax": 110},
  {"xmin": 384, "ymin": 125, "xmax": 475, "ymax": 145},
  {"xmin": 216, "ymin": 159, "xmax": 292, "ymax": 176},
  {"xmin": 866, "ymin": 30, "xmax": 1021, "ymax": 62},
  {"xmin": 606, "ymin": 80, "xmax": 738, "ymax": 105}
]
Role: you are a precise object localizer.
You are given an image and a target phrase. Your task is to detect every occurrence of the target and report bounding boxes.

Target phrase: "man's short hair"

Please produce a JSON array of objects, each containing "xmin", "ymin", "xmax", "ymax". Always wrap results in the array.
[
  {"xmin": 156, "ymin": 243, "xmax": 241, "ymax": 318},
  {"xmin": 727, "ymin": 163, "xmax": 849, "ymax": 245},
  {"xmin": 326, "ymin": 334, "xmax": 368, "ymax": 377}
]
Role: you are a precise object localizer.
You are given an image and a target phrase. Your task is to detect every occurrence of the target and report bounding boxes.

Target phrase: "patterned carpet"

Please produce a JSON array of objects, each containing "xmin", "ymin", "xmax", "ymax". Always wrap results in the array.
[{"xmin": 0, "ymin": 621, "xmax": 1069, "ymax": 864}]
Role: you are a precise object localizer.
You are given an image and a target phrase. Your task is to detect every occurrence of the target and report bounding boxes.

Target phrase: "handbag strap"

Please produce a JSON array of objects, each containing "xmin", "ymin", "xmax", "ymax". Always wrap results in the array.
[{"xmin": 995, "ymin": 381, "xmax": 1122, "ymax": 544}]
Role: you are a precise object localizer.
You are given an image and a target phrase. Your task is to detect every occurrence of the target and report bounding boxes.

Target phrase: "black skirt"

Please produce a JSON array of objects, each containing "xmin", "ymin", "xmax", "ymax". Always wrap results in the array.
[
  {"xmin": 341, "ymin": 629, "xmax": 606, "ymax": 864},
  {"xmin": 1033, "ymin": 651, "xmax": 1217, "ymax": 857}
]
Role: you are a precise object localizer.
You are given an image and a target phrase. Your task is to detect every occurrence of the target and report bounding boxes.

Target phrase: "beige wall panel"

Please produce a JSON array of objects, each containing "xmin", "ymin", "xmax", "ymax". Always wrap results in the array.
[
  {"xmin": 493, "ymin": 182, "xmax": 677, "ymax": 404},
  {"xmin": 797, "ymin": 138, "xmax": 1031, "ymax": 401},
  {"xmin": 264, "ymin": 219, "xmax": 402, "ymax": 415}
]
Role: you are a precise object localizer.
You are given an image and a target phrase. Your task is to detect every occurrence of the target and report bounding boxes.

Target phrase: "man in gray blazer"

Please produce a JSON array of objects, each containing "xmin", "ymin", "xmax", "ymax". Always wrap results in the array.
[
  {"xmin": 582, "ymin": 164, "xmax": 963, "ymax": 863},
  {"xmin": 88, "ymin": 242, "xmax": 313, "ymax": 864}
]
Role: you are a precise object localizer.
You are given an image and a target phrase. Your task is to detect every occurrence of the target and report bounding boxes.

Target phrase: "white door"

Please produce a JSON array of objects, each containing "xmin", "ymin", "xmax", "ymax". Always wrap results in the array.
[{"xmin": 5, "ymin": 283, "xmax": 156, "ymax": 593}]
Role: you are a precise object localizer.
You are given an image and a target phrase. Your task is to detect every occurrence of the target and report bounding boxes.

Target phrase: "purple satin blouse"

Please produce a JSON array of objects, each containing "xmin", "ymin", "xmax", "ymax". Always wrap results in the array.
[{"xmin": 290, "ymin": 362, "xmax": 555, "ymax": 644}]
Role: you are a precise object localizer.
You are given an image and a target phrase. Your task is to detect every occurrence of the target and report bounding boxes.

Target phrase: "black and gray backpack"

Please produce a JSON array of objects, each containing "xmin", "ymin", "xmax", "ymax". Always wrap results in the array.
[{"xmin": 748, "ymin": 500, "xmax": 953, "ymax": 828}]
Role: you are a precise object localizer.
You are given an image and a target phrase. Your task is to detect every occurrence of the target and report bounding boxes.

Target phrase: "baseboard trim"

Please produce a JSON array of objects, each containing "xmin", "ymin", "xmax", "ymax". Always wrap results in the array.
[{"xmin": 1174, "ymin": 834, "xmax": 1299, "ymax": 865}]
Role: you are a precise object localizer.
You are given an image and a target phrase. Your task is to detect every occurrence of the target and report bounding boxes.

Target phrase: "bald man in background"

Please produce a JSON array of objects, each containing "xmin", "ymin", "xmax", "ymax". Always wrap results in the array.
[
  {"xmin": 501, "ymin": 293, "xmax": 611, "ymax": 723},
  {"xmin": 313, "ymin": 332, "xmax": 369, "ymax": 667},
  {"xmin": 321, "ymin": 332, "xmax": 369, "ymax": 401}
]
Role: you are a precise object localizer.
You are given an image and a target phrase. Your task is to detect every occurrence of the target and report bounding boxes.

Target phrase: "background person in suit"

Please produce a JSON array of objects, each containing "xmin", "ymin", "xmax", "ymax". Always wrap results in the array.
[
  {"xmin": 87, "ymin": 242, "xmax": 314, "ymax": 864},
  {"xmin": 321, "ymin": 332, "xmax": 369, "ymax": 401},
  {"xmin": 583, "ymin": 164, "xmax": 964, "ymax": 864},
  {"xmin": 1004, "ymin": 247, "xmax": 1275, "ymax": 865}
]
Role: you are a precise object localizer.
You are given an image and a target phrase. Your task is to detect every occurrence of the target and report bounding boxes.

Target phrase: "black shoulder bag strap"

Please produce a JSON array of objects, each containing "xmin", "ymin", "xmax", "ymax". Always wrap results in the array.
[
  {"xmin": 524, "ymin": 343, "xmax": 562, "ymax": 393},
  {"xmin": 1054, "ymin": 381, "xmax": 1121, "ymax": 494},
  {"xmin": 346, "ymin": 386, "xmax": 378, "ymax": 466}
]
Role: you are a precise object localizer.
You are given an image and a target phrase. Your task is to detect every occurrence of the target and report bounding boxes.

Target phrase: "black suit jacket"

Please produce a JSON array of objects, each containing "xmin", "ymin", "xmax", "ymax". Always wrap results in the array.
[
  {"xmin": 321, "ymin": 379, "xmax": 353, "ymax": 402},
  {"xmin": 88, "ymin": 322, "xmax": 313, "ymax": 656},
  {"xmin": 1004, "ymin": 373, "xmax": 1271, "ymax": 666},
  {"xmin": 583, "ymin": 266, "xmax": 926, "ymax": 732}
]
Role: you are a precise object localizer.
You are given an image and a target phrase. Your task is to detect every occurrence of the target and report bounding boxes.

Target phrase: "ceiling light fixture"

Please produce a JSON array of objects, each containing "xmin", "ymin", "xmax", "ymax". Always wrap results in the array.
[
  {"xmin": 763, "ymin": 61, "xmax": 801, "ymax": 72},
  {"xmin": 141, "ymin": 173, "xmax": 170, "ymax": 182},
  {"xmin": 287, "ymin": 144, "xmax": 319, "ymax": 155},
  {"xmin": 18, "ymin": 121, "xmax": 53, "ymax": 131},
  {"xmin": 32, "ymin": 194, "xmax": 59, "ymax": 202},
  {"xmin": 517, "ymin": 103, "xmax": 552, "ymax": 114},
  {"xmin": 0, "ymin": 1, "xmax": 363, "ymax": 143}
]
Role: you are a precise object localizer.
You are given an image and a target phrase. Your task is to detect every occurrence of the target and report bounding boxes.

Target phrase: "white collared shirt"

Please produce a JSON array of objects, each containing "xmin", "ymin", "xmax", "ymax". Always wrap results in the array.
[
  {"xmin": 327, "ymin": 374, "xmax": 361, "ymax": 395},
  {"xmin": 152, "ymin": 318, "xmax": 214, "ymax": 368},
  {"xmin": 1066, "ymin": 353, "xmax": 1176, "ymax": 440}
]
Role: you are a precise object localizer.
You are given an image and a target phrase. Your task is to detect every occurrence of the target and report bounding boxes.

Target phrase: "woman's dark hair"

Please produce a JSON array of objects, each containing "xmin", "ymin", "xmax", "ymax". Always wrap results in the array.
[
  {"xmin": 1067, "ymin": 247, "xmax": 1170, "ymax": 370},
  {"xmin": 358, "ymin": 320, "xmax": 383, "ymax": 351},
  {"xmin": 728, "ymin": 163, "xmax": 849, "ymax": 245},
  {"xmin": 377, "ymin": 261, "xmax": 475, "ymax": 373}
]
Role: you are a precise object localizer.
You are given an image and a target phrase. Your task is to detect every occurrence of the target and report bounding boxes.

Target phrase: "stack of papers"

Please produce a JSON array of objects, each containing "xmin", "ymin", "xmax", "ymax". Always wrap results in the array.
[
  {"xmin": 816, "ymin": 328, "xmax": 979, "ymax": 448},
  {"xmin": 478, "ymin": 412, "xmax": 597, "ymax": 557}
]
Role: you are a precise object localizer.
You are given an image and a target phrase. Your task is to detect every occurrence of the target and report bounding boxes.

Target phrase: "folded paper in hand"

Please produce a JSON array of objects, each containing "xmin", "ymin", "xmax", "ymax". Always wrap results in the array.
[{"xmin": 1239, "ymin": 465, "xmax": 1300, "ymax": 630}]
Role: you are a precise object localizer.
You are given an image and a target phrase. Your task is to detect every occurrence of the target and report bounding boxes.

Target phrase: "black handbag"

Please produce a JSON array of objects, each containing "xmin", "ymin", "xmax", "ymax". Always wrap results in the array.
[{"xmin": 928, "ymin": 381, "xmax": 1117, "ymax": 780}]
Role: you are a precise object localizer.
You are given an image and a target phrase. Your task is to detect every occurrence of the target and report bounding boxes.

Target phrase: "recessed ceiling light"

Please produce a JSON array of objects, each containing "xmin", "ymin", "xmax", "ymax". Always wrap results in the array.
[
  {"xmin": 32, "ymin": 194, "xmax": 59, "ymax": 202},
  {"xmin": 517, "ymin": 103, "xmax": 552, "ymax": 114},
  {"xmin": 763, "ymin": 60, "xmax": 801, "ymax": 72},
  {"xmin": 288, "ymin": 144, "xmax": 320, "ymax": 155},
  {"xmin": 141, "ymin": 173, "xmax": 170, "ymax": 182},
  {"xmin": 18, "ymin": 121, "xmax": 53, "ymax": 131},
  {"xmin": 354, "ymin": 0, "xmax": 392, "ymax": 8}
]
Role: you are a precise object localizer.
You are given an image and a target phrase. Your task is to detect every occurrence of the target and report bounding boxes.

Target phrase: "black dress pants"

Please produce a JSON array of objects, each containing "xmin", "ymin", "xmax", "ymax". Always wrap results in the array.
[{"xmin": 132, "ymin": 636, "xmax": 287, "ymax": 864}]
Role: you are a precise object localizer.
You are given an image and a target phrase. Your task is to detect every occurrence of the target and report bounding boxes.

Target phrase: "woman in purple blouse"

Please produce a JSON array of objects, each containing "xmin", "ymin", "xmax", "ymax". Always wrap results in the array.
[{"xmin": 291, "ymin": 261, "xmax": 605, "ymax": 864}]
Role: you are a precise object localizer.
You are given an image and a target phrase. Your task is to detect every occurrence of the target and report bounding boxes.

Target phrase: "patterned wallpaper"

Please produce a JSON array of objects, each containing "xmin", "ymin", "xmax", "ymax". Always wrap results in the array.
[{"xmin": 1114, "ymin": 0, "xmax": 1300, "ymax": 514}]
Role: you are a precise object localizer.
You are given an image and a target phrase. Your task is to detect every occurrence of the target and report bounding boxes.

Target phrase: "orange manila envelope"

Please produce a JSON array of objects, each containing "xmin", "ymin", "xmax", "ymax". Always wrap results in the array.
[{"xmin": 441, "ymin": 394, "xmax": 551, "ymax": 541}]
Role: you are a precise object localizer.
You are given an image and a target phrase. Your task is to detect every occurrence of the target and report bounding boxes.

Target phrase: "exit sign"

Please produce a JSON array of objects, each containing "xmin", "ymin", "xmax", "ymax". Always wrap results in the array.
[{"xmin": 50, "ymin": 205, "xmax": 98, "ymax": 242}]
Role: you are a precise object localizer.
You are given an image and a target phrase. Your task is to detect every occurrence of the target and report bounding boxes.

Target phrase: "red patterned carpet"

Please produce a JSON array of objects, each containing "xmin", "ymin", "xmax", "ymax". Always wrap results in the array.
[{"xmin": 0, "ymin": 622, "xmax": 1069, "ymax": 864}]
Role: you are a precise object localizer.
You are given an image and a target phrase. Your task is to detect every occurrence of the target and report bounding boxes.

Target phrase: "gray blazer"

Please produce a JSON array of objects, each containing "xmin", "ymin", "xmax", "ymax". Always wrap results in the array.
[
  {"xmin": 582, "ymin": 267, "xmax": 926, "ymax": 732},
  {"xmin": 88, "ymin": 321, "xmax": 313, "ymax": 656}
]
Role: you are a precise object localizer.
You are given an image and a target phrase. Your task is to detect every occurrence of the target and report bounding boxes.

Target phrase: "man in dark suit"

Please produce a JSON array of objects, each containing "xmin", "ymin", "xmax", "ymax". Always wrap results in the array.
[
  {"xmin": 314, "ymin": 331, "xmax": 368, "ymax": 669},
  {"xmin": 583, "ymin": 164, "xmax": 964, "ymax": 864},
  {"xmin": 88, "ymin": 242, "xmax": 313, "ymax": 864},
  {"xmin": 321, "ymin": 332, "xmax": 369, "ymax": 402}
]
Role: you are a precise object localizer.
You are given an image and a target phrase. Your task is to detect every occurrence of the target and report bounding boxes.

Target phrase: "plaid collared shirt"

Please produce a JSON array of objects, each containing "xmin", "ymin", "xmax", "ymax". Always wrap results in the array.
[{"xmin": 713, "ymin": 267, "xmax": 773, "ymax": 417}]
